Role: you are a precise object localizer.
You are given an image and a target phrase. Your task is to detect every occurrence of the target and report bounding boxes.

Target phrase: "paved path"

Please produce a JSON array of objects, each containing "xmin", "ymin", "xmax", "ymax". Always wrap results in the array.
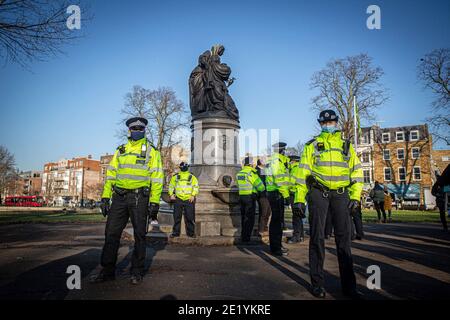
[{"xmin": 0, "ymin": 222, "xmax": 449, "ymax": 300}]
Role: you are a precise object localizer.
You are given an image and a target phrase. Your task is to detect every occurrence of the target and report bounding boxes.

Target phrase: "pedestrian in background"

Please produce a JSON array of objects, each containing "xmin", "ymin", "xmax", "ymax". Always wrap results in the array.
[
  {"xmin": 370, "ymin": 181, "xmax": 386, "ymax": 223},
  {"xmin": 384, "ymin": 186, "xmax": 393, "ymax": 222}
]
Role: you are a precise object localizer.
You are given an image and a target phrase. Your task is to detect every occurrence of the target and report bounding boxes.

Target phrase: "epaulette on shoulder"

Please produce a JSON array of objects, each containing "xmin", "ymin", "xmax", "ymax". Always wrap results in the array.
[
  {"xmin": 305, "ymin": 137, "xmax": 317, "ymax": 145},
  {"xmin": 146, "ymin": 141, "xmax": 157, "ymax": 150},
  {"xmin": 117, "ymin": 144, "xmax": 126, "ymax": 154}
]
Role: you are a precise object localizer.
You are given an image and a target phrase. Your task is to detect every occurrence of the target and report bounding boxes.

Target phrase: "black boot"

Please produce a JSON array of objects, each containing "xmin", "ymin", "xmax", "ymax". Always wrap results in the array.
[
  {"xmin": 287, "ymin": 237, "xmax": 299, "ymax": 244},
  {"xmin": 89, "ymin": 270, "xmax": 115, "ymax": 284},
  {"xmin": 311, "ymin": 286, "xmax": 326, "ymax": 298},
  {"xmin": 271, "ymin": 250, "xmax": 288, "ymax": 257},
  {"xmin": 130, "ymin": 274, "xmax": 143, "ymax": 285}
]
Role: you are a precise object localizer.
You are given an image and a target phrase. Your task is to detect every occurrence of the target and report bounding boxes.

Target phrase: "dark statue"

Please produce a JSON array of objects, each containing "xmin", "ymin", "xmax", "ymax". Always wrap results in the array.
[{"xmin": 189, "ymin": 45, "xmax": 239, "ymax": 121}]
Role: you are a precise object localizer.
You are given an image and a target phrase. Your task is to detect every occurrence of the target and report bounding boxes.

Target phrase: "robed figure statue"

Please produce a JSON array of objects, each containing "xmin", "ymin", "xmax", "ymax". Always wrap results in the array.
[{"xmin": 189, "ymin": 45, "xmax": 239, "ymax": 121}]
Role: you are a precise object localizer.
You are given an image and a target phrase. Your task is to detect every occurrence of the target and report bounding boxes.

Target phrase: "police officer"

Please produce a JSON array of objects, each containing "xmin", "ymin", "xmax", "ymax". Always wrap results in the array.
[
  {"xmin": 287, "ymin": 155, "xmax": 305, "ymax": 244},
  {"xmin": 91, "ymin": 117, "xmax": 164, "ymax": 285},
  {"xmin": 168, "ymin": 162, "xmax": 199, "ymax": 238},
  {"xmin": 237, "ymin": 156, "xmax": 266, "ymax": 242},
  {"xmin": 292, "ymin": 110, "xmax": 364, "ymax": 299},
  {"xmin": 266, "ymin": 142, "xmax": 291, "ymax": 256}
]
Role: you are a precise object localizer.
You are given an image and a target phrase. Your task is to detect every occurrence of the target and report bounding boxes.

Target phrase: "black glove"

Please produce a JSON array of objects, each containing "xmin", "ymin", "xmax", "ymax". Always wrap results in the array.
[
  {"xmin": 348, "ymin": 200, "xmax": 359, "ymax": 216},
  {"xmin": 292, "ymin": 202, "xmax": 306, "ymax": 218},
  {"xmin": 284, "ymin": 197, "xmax": 291, "ymax": 206},
  {"xmin": 148, "ymin": 203, "xmax": 160, "ymax": 219},
  {"xmin": 100, "ymin": 198, "xmax": 110, "ymax": 217}
]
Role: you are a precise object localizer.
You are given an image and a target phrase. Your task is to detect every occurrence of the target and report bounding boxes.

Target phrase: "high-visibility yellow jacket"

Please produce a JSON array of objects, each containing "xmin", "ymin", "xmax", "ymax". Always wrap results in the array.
[
  {"xmin": 102, "ymin": 138, "xmax": 164, "ymax": 204},
  {"xmin": 289, "ymin": 162, "xmax": 300, "ymax": 194},
  {"xmin": 168, "ymin": 171, "xmax": 199, "ymax": 201},
  {"xmin": 236, "ymin": 165, "xmax": 265, "ymax": 196},
  {"xmin": 265, "ymin": 152, "xmax": 290, "ymax": 198},
  {"xmin": 293, "ymin": 131, "xmax": 363, "ymax": 203}
]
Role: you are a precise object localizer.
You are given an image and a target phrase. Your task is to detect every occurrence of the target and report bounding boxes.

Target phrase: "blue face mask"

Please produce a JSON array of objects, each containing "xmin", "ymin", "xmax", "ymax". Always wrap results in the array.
[
  {"xmin": 130, "ymin": 131, "xmax": 145, "ymax": 141},
  {"xmin": 321, "ymin": 125, "xmax": 338, "ymax": 134}
]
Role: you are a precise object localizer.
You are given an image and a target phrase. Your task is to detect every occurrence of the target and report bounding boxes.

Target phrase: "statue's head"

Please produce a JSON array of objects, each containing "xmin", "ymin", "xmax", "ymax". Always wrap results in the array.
[{"xmin": 211, "ymin": 44, "xmax": 225, "ymax": 56}]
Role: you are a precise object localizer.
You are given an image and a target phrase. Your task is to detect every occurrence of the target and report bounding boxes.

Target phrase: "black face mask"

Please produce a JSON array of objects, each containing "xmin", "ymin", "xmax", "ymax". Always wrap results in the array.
[
  {"xmin": 130, "ymin": 131, "xmax": 145, "ymax": 141},
  {"xmin": 180, "ymin": 165, "xmax": 189, "ymax": 172}
]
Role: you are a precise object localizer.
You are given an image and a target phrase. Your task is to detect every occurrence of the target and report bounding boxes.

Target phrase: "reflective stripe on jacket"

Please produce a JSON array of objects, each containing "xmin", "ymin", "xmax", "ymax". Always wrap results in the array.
[
  {"xmin": 168, "ymin": 171, "xmax": 199, "ymax": 201},
  {"xmin": 236, "ymin": 166, "xmax": 265, "ymax": 196},
  {"xmin": 265, "ymin": 152, "xmax": 290, "ymax": 198},
  {"xmin": 289, "ymin": 162, "xmax": 300, "ymax": 193},
  {"xmin": 293, "ymin": 131, "xmax": 363, "ymax": 203},
  {"xmin": 101, "ymin": 138, "xmax": 164, "ymax": 204}
]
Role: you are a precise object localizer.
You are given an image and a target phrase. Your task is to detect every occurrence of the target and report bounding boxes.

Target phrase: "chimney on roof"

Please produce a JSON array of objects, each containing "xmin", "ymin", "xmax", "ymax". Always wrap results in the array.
[{"xmin": 88, "ymin": 155, "xmax": 92, "ymax": 159}]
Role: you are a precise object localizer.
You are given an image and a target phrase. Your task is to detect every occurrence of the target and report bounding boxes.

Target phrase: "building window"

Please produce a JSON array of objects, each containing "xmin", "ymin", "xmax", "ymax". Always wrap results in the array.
[
  {"xmin": 410, "ymin": 130, "xmax": 419, "ymax": 141},
  {"xmin": 396, "ymin": 131, "xmax": 405, "ymax": 142},
  {"xmin": 361, "ymin": 132, "xmax": 370, "ymax": 144},
  {"xmin": 382, "ymin": 132, "xmax": 390, "ymax": 143},
  {"xmin": 413, "ymin": 167, "xmax": 421, "ymax": 180},
  {"xmin": 362, "ymin": 152, "xmax": 371, "ymax": 163},
  {"xmin": 397, "ymin": 148, "xmax": 405, "ymax": 160},
  {"xmin": 363, "ymin": 169, "xmax": 371, "ymax": 183},
  {"xmin": 443, "ymin": 156, "xmax": 450, "ymax": 162},
  {"xmin": 383, "ymin": 149, "xmax": 391, "ymax": 160},
  {"xmin": 384, "ymin": 167, "xmax": 392, "ymax": 181},
  {"xmin": 412, "ymin": 147, "xmax": 420, "ymax": 159},
  {"xmin": 398, "ymin": 167, "xmax": 406, "ymax": 181}
]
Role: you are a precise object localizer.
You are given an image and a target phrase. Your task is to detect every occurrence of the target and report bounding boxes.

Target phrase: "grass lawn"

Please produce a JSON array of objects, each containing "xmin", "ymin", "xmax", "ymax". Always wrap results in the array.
[
  {"xmin": 284, "ymin": 209, "xmax": 443, "ymax": 224},
  {"xmin": 0, "ymin": 211, "xmax": 106, "ymax": 224},
  {"xmin": 0, "ymin": 208, "xmax": 444, "ymax": 225}
]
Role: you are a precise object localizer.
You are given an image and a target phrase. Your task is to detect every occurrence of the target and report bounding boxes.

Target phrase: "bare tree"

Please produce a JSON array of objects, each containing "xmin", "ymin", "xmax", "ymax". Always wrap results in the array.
[
  {"xmin": 310, "ymin": 53, "xmax": 389, "ymax": 139},
  {"xmin": 0, "ymin": 0, "xmax": 89, "ymax": 67},
  {"xmin": 0, "ymin": 145, "xmax": 16, "ymax": 203},
  {"xmin": 120, "ymin": 86, "xmax": 189, "ymax": 173},
  {"xmin": 417, "ymin": 48, "xmax": 450, "ymax": 145},
  {"xmin": 286, "ymin": 140, "xmax": 305, "ymax": 157}
]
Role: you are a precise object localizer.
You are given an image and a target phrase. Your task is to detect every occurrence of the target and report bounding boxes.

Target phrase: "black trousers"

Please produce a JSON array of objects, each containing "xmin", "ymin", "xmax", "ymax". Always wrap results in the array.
[
  {"xmin": 240, "ymin": 194, "xmax": 256, "ymax": 241},
  {"xmin": 257, "ymin": 196, "xmax": 271, "ymax": 232},
  {"xmin": 325, "ymin": 208, "xmax": 333, "ymax": 236},
  {"xmin": 437, "ymin": 200, "xmax": 448, "ymax": 230},
  {"xmin": 268, "ymin": 191, "xmax": 284, "ymax": 252},
  {"xmin": 374, "ymin": 201, "xmax": 386, "ymax": 221},
  {"xmin": 173, "ymin": 198, "xmax": 195, "ymax": 236},
  {"xmin": 101, "ymin": 191, "xmax": 148, "ymax": 276},
  {"xmin": 289, "ymin": 193, "xmax": 304, "ymax": 239},
  {"xmin": 351, "ymin": 208, "xmax": 364, "ymax": 239},
  {"xmin": 308, "ymin": 187, "xmax": 356, "ymax": 292}
]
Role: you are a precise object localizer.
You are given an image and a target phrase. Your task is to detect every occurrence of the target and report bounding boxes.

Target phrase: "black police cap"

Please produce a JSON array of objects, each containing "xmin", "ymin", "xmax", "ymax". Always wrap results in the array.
[
  {"xmin": 317, "ymin": 110, "xmax": 338, "ymax": 123},
  {"xmin": 272, "ymin": 142, "xmax": 287, "ymax": 150},
  {"xmin": 126, "ymin": 117, "xmax": 148, "ymax": 128},
  {"xmin": 244, "ymin": 156, "xmax": 253, "ymax": 165}
]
